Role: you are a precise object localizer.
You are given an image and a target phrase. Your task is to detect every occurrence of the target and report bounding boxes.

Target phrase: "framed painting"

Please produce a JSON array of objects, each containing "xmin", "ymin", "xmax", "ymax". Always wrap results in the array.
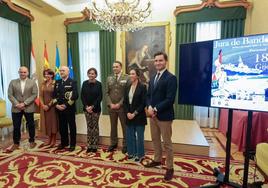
[{"xmin": 121, "ymin": 22, "xmax": 171, "ymax": 85}]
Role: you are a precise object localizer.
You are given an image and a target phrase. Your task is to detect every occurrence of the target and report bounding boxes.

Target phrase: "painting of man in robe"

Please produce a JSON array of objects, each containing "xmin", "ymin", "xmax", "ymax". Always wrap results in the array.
[{"xmin": 125, "ymin": 25, "xmax": 166, "ymax": 85}]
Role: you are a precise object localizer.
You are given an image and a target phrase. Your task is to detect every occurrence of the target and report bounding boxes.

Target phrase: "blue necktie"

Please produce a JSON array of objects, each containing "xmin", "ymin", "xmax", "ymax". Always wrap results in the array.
[{"xmin": 154, "ymin": 73, "xmax": 160, "ymax": 87}]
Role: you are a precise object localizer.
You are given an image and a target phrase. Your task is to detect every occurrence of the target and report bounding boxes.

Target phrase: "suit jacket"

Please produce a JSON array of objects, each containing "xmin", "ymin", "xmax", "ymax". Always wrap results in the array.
[
  {"xmin": 124, "ymin": 81, "xmax": 147, "ymax": 126},
  {"xmin": 8, "ymin": 78, "xmax": 38, "ymax": 113},
  {"xmin": 53, "ymin": 77, "xmax": 78, "ymax": 113},
  {"xmin": 147, "ymin": 70, "xmax": 177, "ymax": 121},
  {"xmin": 106, "ymin": 73, "xmax": 129, "ymax": 112}
]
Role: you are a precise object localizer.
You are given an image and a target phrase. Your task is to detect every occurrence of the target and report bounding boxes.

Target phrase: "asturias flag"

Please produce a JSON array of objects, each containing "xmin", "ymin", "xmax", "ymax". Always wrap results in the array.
[
  {"xmin": 68, "ymin": 43, "xmax": 74, "ymax": 79},
  {"xmin": 55, "ymin": 44, "xmax": 61, "ymax": 80}
]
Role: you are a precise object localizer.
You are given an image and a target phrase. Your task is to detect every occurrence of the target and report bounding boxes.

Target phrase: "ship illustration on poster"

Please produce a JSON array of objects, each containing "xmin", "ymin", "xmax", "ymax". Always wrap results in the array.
[
  {"xmin": 223, "ymin": 56, "xmax": 262, "ymax": 75},
  {"xmin": 211, "ymin": 33, "xmax": 268, "ymax": 112}
]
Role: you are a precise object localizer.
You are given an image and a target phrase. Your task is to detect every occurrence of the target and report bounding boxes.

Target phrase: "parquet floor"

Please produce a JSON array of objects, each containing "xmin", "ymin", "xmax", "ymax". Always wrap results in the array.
[{"xmin": 202, "ymin": 128, "xmax": 244, "ymax": 160}]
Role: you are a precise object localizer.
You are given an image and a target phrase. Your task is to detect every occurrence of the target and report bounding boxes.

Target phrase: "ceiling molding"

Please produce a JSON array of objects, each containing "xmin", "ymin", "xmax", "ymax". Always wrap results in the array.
[
  {"xmin": 174, "ymin": 0, "xmax": 252, "ymax": 16},
  {"xmin": 64, "ymin": 7, "xmax": 96, "ymax": 26},
  {"xmin": 2, "ymin": 0, "xmax": 34, "ymax": 21}
]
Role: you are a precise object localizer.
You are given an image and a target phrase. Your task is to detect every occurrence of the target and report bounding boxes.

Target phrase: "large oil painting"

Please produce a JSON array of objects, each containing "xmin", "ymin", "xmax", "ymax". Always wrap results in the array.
[{"xmin": 121, "ymin": 22, "xmax": 171, "ymax": 85}]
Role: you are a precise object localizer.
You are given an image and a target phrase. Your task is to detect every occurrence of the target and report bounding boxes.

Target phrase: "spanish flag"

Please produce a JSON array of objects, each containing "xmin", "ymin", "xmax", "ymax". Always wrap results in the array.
[{"xmin": 44, "ymin": 42, "xmax": 50, "ymax": 70}]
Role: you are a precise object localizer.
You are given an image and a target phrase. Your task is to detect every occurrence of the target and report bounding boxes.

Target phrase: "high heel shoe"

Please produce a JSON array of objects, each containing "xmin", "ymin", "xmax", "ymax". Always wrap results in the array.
[{"xmin": 50, "ymin": 134, "xmax": 56, "ymax": 148}]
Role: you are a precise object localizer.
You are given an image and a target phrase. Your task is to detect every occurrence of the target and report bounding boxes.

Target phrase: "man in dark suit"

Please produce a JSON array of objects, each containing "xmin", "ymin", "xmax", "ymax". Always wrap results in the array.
[
  {"xmin": 8, "ymin": 66, "xmax": 38, "ymax": 151},
  {"xmin": 144, "ymin": 52, "xmax": 177, "ymax": 181},
  {"xmin": 53, "ymin": 66, "xmax": 78, "ymax": 152}
]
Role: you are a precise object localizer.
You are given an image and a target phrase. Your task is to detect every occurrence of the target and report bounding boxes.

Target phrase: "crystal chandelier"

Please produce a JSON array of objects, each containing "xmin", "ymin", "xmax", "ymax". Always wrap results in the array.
[{"xmin": 91, "ymin": 0, "xmax": 151, "ymax": 32}]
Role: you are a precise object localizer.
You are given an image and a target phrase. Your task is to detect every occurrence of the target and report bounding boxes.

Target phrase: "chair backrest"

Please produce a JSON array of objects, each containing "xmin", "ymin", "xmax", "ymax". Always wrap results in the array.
[{"xmin": 0, "ymin": 99, "xmax": 6, "ymax": 118}]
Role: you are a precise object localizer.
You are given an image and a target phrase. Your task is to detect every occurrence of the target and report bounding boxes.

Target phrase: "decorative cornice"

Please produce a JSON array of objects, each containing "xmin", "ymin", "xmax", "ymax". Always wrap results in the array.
[
  {"xmin": 1, "ymin": 0, "xmax": 34, "ymax": 21},
  {"xmin": 64, "ymin": 7, "xmax": 96, "ymax": 26},
  {"xmin": 174, "ymin": 0, "xmax": 252, "ymax": 16}
]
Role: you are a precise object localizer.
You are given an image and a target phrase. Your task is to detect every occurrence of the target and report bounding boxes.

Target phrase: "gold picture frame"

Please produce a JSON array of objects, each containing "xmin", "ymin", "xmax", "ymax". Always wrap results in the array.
[{"xmin": 121, "ymin": 22, "xmax": 171, "ymax": 84}]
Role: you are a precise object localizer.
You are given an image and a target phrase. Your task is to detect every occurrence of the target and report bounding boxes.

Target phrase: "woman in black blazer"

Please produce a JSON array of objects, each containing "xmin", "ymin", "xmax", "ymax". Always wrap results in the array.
[
  {"xmin": 81, "ymin": 68, "xmax": 102, "ymax": 153},
  {"xmin": 124, "ymin": 68, "xmax": 147, "ymax": 162}
]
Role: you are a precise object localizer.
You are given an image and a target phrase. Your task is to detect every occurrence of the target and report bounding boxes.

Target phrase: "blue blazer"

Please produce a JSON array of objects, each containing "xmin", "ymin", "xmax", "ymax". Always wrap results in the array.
[{"xmin": 147, "ymin": 70, "xmax": 177, "ymax": 121}]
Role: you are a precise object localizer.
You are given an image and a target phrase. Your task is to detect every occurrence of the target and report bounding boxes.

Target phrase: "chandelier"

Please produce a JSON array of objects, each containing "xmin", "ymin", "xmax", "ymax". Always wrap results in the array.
[{"xmin": 91, "ymin": 0, "xmax": 151, "ymax": 32}]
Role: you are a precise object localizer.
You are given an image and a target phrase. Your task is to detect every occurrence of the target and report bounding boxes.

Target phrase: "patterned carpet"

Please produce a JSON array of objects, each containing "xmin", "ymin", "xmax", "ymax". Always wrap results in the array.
[{"xmin": 0, "ymin": 139, "xmax": 266, "ymax": 188}]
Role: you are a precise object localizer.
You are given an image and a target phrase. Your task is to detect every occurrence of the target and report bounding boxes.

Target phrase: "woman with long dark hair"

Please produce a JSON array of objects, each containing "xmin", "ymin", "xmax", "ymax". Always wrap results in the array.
[{"xmin": 124, "ymin": 68, "xmax": 147, "ymax": 162}]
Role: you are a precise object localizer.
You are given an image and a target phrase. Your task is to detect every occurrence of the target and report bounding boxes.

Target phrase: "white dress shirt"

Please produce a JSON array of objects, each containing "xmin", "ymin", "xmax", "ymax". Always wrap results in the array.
[
  {"xmin": 128, "ymin": 84, "xmax": 136, "ymax": 104},
  {"xmin": 20, "ymin": 78, "xmax": 27, "ymax": 94}
]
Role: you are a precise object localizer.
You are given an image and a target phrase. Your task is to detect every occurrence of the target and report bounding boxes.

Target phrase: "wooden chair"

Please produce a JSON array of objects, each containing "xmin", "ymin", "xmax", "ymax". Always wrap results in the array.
[{"xmin": 0, "ymin": 99, "xmax": 13, "ymax": 141}]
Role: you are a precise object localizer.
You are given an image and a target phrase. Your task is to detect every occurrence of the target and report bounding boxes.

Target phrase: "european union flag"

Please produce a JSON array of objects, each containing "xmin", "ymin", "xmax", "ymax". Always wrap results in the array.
[
  {"xmin": 68, "ymin": 44, "xmax": 74, "ymax": 79},
  {"xmin": 55, "ymin": 45, "xmax": 61, "ymax": 80}
]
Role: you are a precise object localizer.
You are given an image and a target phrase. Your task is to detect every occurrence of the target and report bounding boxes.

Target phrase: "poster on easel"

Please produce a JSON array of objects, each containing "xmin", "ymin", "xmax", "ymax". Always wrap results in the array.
[{"xmin": 211, "ymin": 34, "xmax": 268, "ymax": 112}]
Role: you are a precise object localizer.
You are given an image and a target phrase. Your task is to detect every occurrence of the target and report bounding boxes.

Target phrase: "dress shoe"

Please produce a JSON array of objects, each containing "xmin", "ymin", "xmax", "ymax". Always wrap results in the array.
[
  {"xmin": 107, "ymin": 145, "xmax": 117, "ymax": 152},
  {"xmin": 91, "ymin": 148, "xmax": 97, "ymax": 153},
  {"xmin": 144, "ymin": 160, "xmax": 161, "ymax": 168},
  {"xmin": 86, "ymin": 148, "xmax": 92, "ymax": 153},
  {"xmin": 69, "ymin": 146, "xmax": 75, "ymax": 152},
  {"xmin": 29, "ymin": 142, "xmax": 37, "ymax": 149},
  {"xmin": 164, "ymin": 168, "xmax": 174, "ymax": 181},
  {"xmin": 9, "ymin": 144, "xmax": 19, "ymax": 152},
  {"xmin": 121, "ymin": 146, "xmax": 127, "ymax": 154},
  {"xmin": 57, "ymin": 144, "xmax": 67, "ymax": 150}
]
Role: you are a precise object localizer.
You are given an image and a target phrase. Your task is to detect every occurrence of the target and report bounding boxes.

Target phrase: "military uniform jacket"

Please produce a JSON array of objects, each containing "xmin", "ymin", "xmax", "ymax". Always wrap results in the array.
[
  {"xmin": 106, "ymin": 73, "xmax": 129, "ymax": 112},
  {"xmin": 53, "ymin": 77, "xmax": 78, "ymax": 113},
  {"xmin": 8, "ymin": 78, "xmax": 38, "ymax": 113}
]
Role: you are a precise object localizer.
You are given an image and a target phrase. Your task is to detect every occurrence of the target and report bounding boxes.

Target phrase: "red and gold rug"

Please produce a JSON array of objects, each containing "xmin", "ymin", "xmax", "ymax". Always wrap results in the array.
[{"xmin": 0, "ymin": 140, "xmax": 266, "ymax": 187}]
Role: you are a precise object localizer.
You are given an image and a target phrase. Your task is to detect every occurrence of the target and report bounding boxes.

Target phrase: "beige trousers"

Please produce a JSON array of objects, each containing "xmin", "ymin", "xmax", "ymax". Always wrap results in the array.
[{"xmin": 150, "ymin": 117, "xmax": 173, "ymax": 169}]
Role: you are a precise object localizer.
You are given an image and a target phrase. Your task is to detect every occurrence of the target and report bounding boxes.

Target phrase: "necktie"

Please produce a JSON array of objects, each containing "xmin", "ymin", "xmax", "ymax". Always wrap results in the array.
[
  {"xmin": 154, "ymin": 73, "xmax": 160, "ymax": 86},
  {"xmin": 115, "ymin": 74, "xmax": 118, "ymax": 82}
]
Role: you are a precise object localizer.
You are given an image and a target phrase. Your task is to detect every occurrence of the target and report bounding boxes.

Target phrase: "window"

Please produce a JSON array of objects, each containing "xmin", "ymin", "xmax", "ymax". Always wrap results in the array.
[
  {"xmin": 194, "ymin": 21, "xmax": 221, "ymax": 128},
  {"xmin": 78, "ymin": 31, "xmax": 101, "ymax": 84},
  {"xmin": 0, "ymin": 17, "xmax": 21, "ymax": 117},
  {"xmin": 196, "ymin": 21, "xmax": 221, "ymax": 42}
]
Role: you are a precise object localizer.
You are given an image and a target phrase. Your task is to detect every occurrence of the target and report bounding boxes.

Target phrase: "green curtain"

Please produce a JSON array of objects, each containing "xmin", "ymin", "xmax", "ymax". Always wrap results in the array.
[
  {"xmin": 19, "ymin": 24, "xmax": 32, "ymax": 69},
  {"xmin": 221, "ymin": 19, "xmax": 245, "ymax": 39},
  {"xmin": 175, "ymin": 6, "xmax": 246, "ymax": 120},
  {"xmin": 175, "ymin": 23, "xmax": 196, "ymax": 120},
  {"xmin": 67, "ymin": 21, "xmax": 101, "ymax": 33},
  {"xmin": 67, "ymin": 33, "xmax": 83, "ymax": 114},
  {"xmin": 66, "ymin": 22, "xmax": 116, "ymax": 114},
  {"xmin": 0, "ymin": 2, "xmax": 31, "ymax": 26},
  {"xmin": 0, "ymin": 1, "xmax": 32, "ymax": 69},
  {"xmin": 99, "ymin": 30, "xmax": 116, "ymax": 115},
  {"xmin": 176, "ymin": 7, "xmax": 246, "ymax": 24}
]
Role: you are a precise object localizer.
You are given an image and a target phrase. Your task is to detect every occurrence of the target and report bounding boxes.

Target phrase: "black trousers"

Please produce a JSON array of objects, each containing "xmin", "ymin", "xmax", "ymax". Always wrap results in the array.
[
  {"xmin": 12, "ymin": 111, "xmax": 35, "ymax": 144},
  {"xmin": 58, "ymin": 112, "xmax": 76, "ymax": 147}
]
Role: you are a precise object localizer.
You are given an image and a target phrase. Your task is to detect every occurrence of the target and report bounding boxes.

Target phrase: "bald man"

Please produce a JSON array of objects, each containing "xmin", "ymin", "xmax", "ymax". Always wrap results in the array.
[
  {"xmin": 8, "ymin": 66, "xmax": 38, "ymax": 151},
  {"xmin": 53, "ymin": 66, "xmax": 78, "ymax": 152}
]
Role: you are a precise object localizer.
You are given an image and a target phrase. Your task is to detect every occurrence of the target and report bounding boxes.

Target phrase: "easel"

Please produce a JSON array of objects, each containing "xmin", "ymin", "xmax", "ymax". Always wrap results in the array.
[{"xmin": 201, "ymin": 109, "xmax": 254, "ymax": 188}]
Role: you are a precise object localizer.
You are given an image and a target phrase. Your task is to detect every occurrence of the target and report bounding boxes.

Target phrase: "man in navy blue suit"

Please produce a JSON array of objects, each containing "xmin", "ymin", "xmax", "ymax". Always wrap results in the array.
[{"xmin": 144, "ymin": 52, "xmax": 177, "ymax": 181}]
